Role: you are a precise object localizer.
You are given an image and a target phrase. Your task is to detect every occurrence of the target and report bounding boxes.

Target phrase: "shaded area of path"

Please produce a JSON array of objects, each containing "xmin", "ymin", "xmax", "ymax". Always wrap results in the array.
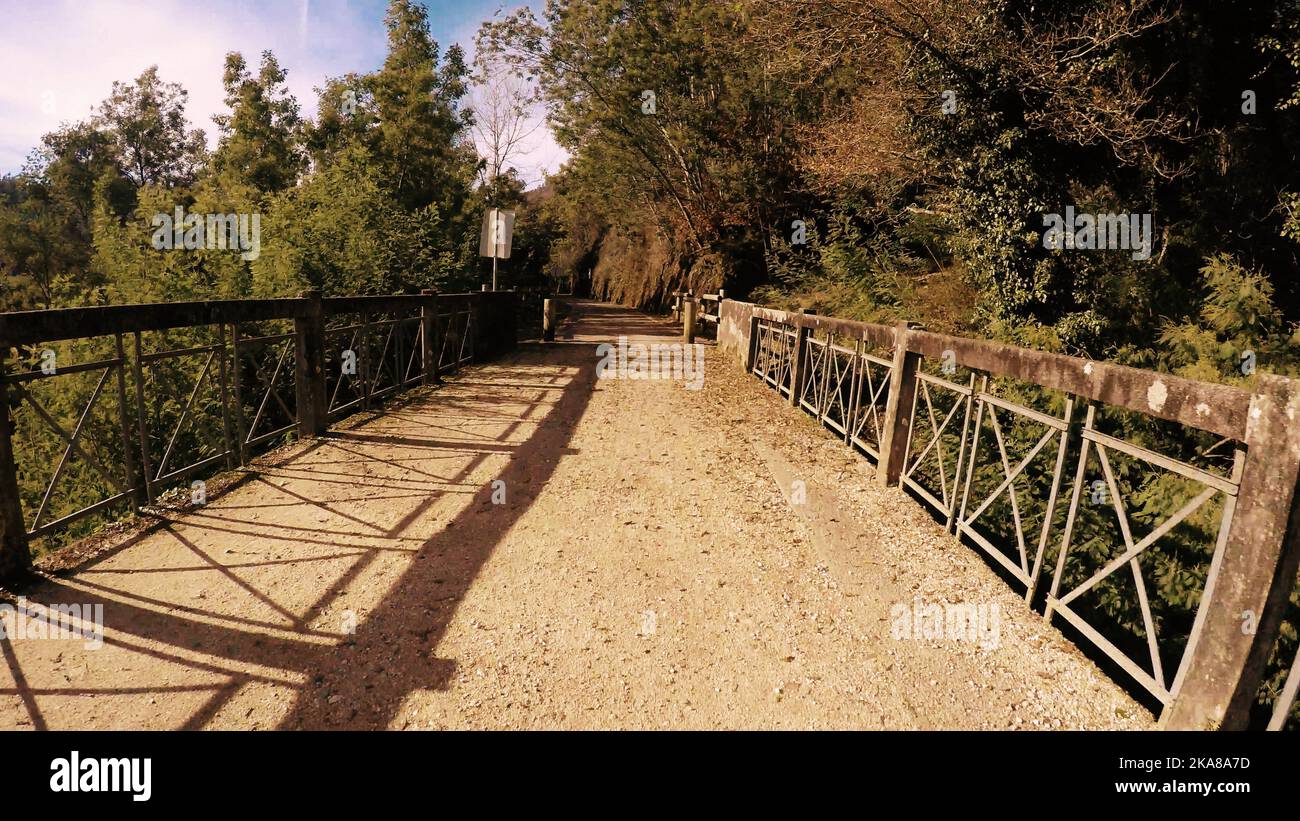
[{"xmin": 0, "ymin": 301, "xmax": 1151, "ymax": 729}]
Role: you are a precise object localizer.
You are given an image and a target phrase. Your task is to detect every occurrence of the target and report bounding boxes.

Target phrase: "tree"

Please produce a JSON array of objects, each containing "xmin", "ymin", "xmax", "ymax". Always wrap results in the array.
[
  {"xmin": 211, "ymin": 51, "xmax": 305, "ymax": 195},
  {"xmin": 479, "ymin": 1, "xmax": 822, "ymax": 301},
  {"xmin": 96, "ymin": 66, "xmax": 207, "ymax": 189},
  {"xmin": 370, "ymin": 0, "xmax": 475, "ymax": 215},
  {"xmin": 468, "ymin": 53, "xmax": 542, "ymax": 206},
  {"xmin": 302, "ymin": 74, "xmax": 377, "ymax": 170}
]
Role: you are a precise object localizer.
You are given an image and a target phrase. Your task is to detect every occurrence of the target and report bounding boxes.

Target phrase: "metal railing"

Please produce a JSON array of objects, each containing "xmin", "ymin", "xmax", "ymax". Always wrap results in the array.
[
  {"xmin": 722, "ymin": 299, "xmax": 1300, "ymax": 731},
  {"xmin": 0, "ymin": 289, "xmax": 520, "ymax": 575}
]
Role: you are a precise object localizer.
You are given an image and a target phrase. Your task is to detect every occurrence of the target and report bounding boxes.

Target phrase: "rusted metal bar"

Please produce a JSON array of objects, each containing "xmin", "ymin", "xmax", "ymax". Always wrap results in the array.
[
  {"xmin": 843, "ymin": 338, "xmax": 861, "ymax": 446},
  {"xmin": 393, "ymin": 311, "xmax": 405, "ymax": 394},
  {"xmin": 421, "ymin": 289, "xmax": 439, "ymax": 385},
  {"xmin": 1026, "ymin": 397, "xmax": 1074, "ymax": 602},
  {"xmin": 957, "ymin": 375, "xmax": 990, "ymax": 536},
  {"xmin": 215, "ymin": 324, "xmax": 237, "ymax": 470},
  {"xmin": 153, "ymin": 351, "xmax": 215, "ymax": 484},
  {"xmin": 293, "ymin": 290, "xmax": 326, "ymax": 438},
  {"xmin": 322, "ymin": 294, "xmax": 429, "ymax": 316},
  {"xmin": 0, "ymin": 299, "xmax": 306, "ymax": 347},
  {"xmin": 470, "ymin": 293, "xmax": 483, "ymax": 362},
  {"xmin": 235, "ymin": 331, "xmax": 294, "ymax": 346},
  {"xmin": 1268, "ymin": 641, "xmax": 1300, "ymax": 730},
  {"xmin": 132, "ymin": 331, "xmax": 154, "ymax": 504},
  {"xmin": 0, "ymin": 345, "xmax": 31, "ymax": 584},
  {"xmin": 26, "ymin": 491, "xmax": 133, "ymax": 540},
  {"xmin": 139, "ymin": 342, "xmax": 221, "ymax": 363},
  {"xmin": 1163, "ymin": 374, "xmax": 1300, "ymax": 729},
  {"xmin": 114, "ymin": 333, "xmax": 142, "ymax": 511},
  {"xmin": 7, "ymin": 356, "xmax": 122, "ymax": 382},
  {"xmin": 230, "ymin": 325, "xmax": 248, "ymax": 465},
  {"xmin": 29, "ymin": 368, "xmax": 111, "ymax": 530},
  {"xmin": 465, "ymin": 306, "xmax": 476, "ymax": 363},
  {"xmin": 360, "ymin": 312, "xmax": 371, "ymax": 411},
  {"xmin": 246, "ymin": 342, "xmax": 291, "ymax": 444}
]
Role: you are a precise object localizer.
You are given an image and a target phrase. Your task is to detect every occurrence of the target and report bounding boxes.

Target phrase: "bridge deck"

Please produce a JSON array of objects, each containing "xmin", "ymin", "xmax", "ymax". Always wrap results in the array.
[{"xmin": 1, "ymin": 301, "xmax": 1151, "ymax": 729}]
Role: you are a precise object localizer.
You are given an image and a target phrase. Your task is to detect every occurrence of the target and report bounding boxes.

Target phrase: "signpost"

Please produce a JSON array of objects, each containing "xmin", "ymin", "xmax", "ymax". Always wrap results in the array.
[{"xmin": 479, "ymin": 208, "xmax": 515, "ymax": 291}]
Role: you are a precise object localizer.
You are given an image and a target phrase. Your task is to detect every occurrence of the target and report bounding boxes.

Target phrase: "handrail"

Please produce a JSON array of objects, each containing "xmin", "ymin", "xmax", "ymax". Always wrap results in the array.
[
  {"xmin": 735, "ymin": 304, "xmax": 1249, "ymax": 438},
  {"xmin": 0, "ymin": 289, "xmax": 525, "ymax": 583},
  {"xmin": 719, "ymin": 296, "xmax": 1300, "ymax": 731}
]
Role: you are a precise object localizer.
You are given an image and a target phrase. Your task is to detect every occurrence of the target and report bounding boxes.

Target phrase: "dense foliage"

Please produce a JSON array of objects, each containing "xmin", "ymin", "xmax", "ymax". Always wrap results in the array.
[{"xmin": 0, "ymin": 1, "xmax": 515, "ymax": 310}]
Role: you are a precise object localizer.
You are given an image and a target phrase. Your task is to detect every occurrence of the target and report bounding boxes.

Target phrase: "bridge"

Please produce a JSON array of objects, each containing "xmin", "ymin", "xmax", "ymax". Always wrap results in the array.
[{"xmin": 0, "ymin": 293, "xmax": 1297, "ymax": 730}]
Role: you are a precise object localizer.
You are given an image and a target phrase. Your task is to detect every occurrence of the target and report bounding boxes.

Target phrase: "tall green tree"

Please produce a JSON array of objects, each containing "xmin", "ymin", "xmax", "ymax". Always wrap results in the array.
[
  {"xmin": 96, "ymin": 66, "xmax": 207, "ymax": 189},
  {"xmin": 211, "ymin": 51, "xmax": 305, "ymax": 195},
  {"xmin": 371, "ymin": 0, "xmax": 476, "ymax": 216}
]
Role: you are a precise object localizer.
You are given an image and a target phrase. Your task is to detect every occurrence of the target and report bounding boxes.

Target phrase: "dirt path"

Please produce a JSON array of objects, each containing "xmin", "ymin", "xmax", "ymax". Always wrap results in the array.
[{"xmin": 0, "ymin": 301, "xmax": 1152, "ymax": 729}]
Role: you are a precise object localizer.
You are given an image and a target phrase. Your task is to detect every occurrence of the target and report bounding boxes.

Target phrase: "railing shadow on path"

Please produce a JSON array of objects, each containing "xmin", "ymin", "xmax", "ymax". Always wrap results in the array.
[{"xmin": 1, "ymin": 339, "xmax": 600, "ymax": 730}]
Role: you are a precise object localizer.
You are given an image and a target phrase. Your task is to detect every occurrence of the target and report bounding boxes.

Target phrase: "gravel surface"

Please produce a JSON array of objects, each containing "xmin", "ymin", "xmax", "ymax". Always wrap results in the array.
[{"xmin": 0, "ymin": 301, "xmax": 1152, "ymax": 730}]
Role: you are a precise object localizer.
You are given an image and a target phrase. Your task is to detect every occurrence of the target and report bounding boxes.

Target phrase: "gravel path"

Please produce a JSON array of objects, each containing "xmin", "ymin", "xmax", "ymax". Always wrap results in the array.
[{"xmin": 0, "ymin": 301, "xmax": 1152, "ymax": 729}]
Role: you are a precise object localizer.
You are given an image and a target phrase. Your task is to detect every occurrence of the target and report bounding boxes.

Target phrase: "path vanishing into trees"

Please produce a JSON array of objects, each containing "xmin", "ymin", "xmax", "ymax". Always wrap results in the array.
[{"xmin": 0, "ymin": 301, "xmax": 1151, "ymax": 730}]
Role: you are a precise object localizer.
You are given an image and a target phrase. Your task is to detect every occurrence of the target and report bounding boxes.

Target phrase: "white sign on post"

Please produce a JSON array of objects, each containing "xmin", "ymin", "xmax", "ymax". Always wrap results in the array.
[{"xmin": 479, "ymin": 208, "xmax": 515, "ymax": 260}]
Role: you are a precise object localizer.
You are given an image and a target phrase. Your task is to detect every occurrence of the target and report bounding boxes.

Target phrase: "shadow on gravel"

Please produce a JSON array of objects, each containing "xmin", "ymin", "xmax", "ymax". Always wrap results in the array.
[{"xmin": 1, "ymin": 340, "xmax": 598, "ymax": 730}]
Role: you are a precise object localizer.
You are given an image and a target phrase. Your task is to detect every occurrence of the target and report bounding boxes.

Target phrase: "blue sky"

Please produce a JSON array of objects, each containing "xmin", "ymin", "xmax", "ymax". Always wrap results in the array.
[{"xmin": 0, "ymin": 0, "xmax": 564, "ymax": 183}]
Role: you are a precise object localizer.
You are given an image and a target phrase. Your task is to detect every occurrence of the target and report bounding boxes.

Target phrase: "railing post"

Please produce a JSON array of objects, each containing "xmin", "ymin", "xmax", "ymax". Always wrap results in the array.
[
  {"xmin": 746, "ymin": 314, "xmax": 760, "ymax": 373},
  {"xmin": 115, "ymin": 333, "xmax": 144, "ymax": 509},
  {"xmin": 788, "ymin": 310, "xmax": 813, "ymax": 407},
  {"xmin": 543, "ymin": 298, "xmax": 557, "ymax": 342},
  {"xmin": 682, "ymin": 295, "xmax": 698, "ymax": 344},
  {"xmin": 1163, "ymin": 373, "xmax": 1300, "ymax": 729},
  {"xmin": 293, "ymin": 289, "xmax": 327, "ymax": 437},
  {"xmin": 0, "ymin": 346, "xmax": 32, "ymax": 584},
  {"xmin": 877, "ymin": 321, "xmax": 921, "ymax": 487},
  {"xmin": 421, "ymin": 289, "xmax": 440, "ymax": 385}
]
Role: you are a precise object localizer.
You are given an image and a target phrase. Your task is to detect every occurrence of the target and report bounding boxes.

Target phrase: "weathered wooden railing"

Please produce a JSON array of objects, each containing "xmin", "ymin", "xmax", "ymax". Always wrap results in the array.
[
  {"xmin": 719, "ymin": 299, "xmax": 1300, "ymax": 731},
  {"xmin": 675, "ymin": 290, "xmax": 725, "ymax": 344},
  {"xmin": 0, "ymin": 289, "xmax": 520, "ymax": 581}
]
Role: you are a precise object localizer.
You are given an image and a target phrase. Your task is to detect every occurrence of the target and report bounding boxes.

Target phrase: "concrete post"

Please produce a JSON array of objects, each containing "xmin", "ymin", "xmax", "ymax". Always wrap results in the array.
[
  {"xmin": 543, "ymin": 299, "xmax": 557, "ymax": 342},
  {"xmin": 877, "ymin": 321, "xmax": 922, "ymax": 486},
  {"xmin": 788, "ymin": 309, "xmax": 814, "ymax": 407},
  {"xmin": 1163, "ymin": 374, "xmax": 1300, "ymax": 729}
]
